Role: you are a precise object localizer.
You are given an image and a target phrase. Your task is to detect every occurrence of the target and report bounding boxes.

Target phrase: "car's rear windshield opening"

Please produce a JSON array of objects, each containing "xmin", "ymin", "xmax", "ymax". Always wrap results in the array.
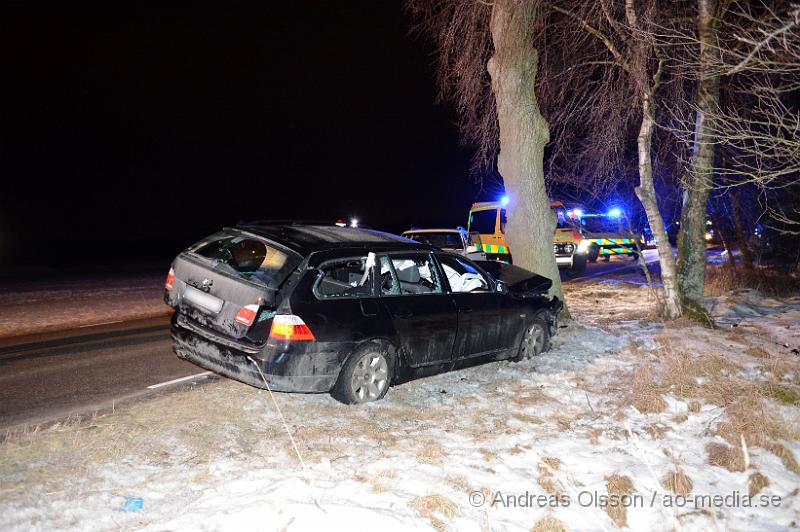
[{"xmin": 190, "ymin": 232, "xmax": 301, "ymax": 288}]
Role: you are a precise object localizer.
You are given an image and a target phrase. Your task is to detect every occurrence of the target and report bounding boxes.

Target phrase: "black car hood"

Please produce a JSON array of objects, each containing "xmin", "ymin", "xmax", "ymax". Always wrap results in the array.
[{"xmin": 475, "ymin": 261, "xmax": 553, "ymax": 294}]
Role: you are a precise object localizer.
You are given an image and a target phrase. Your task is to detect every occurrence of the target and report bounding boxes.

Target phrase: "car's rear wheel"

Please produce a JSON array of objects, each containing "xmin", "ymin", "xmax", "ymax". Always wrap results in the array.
[
  {"xmin": 332, "ymin": 343, "xmax": 393, "ymax": 404},
  {"xmin": 514, "ymin": 315, "xmax": 550, "ymax": 361}
]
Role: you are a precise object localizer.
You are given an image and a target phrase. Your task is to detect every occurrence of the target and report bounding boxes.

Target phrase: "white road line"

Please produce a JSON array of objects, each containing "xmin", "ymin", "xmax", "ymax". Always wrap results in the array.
[
  {"xmin": 147, "ymin": 371, "xmax": 212, "ymax": 390},
  {"xmin": 78, "ymin": 320, "xmax": 124, "ymax": 328}
]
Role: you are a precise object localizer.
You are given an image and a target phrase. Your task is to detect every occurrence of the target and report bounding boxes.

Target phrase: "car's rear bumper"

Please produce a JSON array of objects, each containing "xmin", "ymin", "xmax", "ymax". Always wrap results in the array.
[{"xmin": 171, "ymin": 316, "xmax": 341, "ymax": 393}]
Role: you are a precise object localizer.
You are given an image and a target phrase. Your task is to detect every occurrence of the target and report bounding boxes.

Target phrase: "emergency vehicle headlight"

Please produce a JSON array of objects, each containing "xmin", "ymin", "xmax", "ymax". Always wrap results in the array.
[{"xmin": 577, "ymin": 239, "xmax": 590, "ymax": 254}]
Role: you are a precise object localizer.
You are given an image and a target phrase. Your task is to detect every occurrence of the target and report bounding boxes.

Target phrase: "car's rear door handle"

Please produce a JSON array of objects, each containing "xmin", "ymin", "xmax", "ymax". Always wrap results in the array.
[{"xmin": 392, "ymin": 309, "xmax": 413, "ymax": 319}]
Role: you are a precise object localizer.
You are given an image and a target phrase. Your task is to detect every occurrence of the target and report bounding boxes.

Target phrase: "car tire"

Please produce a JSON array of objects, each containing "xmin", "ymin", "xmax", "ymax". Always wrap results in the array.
[
  {"xmin": 331, "ymin": 342, "xmax": 393, "ymax": 405},
  {"xmin": 513, "ymin": 314, "xmax": 551, "ymax": 361},
  {"xmin": 588, "ymin": 244, "xmax": 600, "ymax": 263},
  {"xmin": 565, "ymin": 255, "xmax": 587, "ymax": 278}
]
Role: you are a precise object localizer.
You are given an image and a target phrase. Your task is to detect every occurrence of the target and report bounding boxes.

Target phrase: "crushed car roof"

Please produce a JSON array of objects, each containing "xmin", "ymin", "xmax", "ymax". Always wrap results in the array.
[{"xmin": 233, "ymin": 223, "xmax": 425, "ymax": 255}]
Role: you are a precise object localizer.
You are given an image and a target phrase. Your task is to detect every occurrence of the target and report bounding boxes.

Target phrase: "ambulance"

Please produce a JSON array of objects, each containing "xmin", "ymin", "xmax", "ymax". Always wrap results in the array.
[
  {"xmin": 574, "ymin": 209, "xmax": 640, "ymax": 262},
  {"xmin": 467, "ymin": 199, "xmax": 589, "ymax": 278}
]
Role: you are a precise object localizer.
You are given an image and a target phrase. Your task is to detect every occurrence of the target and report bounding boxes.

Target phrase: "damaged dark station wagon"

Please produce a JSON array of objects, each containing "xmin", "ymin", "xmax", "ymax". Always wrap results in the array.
[{"xmin": 165, "ymin": 223, "xmax": 562, "ymax": 404}]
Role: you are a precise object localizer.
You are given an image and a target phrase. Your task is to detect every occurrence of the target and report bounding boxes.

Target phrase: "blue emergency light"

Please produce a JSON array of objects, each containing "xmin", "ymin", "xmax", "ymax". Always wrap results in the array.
[{"xmin": 500, "ymin": 195, "xmax": 510, "ymax": 206}]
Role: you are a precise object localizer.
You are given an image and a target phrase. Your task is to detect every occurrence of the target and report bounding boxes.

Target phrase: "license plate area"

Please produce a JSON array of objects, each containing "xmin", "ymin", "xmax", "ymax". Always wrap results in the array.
[{"xmin": 183, "ymin": 286, "xmax": 224, "ymax": 314}]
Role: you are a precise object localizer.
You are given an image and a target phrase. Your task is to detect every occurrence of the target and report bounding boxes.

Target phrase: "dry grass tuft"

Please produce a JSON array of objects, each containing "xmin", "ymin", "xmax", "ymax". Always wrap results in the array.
[
  {"xmin": 660, "ymin": 351, "xmax": 739, "ymax": 406},
  {"xmin": 537, "ymin": 456, "xmax": 563, "ymax": 497},
  {"xmin": 531, "ymin": 515, "xmax": 569, "ymax": 532},
  {"xmin": 480, "ymin": 448, "xmax": 497, "ymax": 461},
  {"xmin": 628, "ymin": 366, "xmax": 668, "ymax": 414},
  {"xmin": 673, "ymin": 413, "xmax": 689, "ymax": 424},
  {"xmin": 705, "ymin": 265, "xmax": 800, "ymax": 298},
  {"xmin": 542, "ymin": 456, "xmax": 561, "ymax": 471},
  {"xmin": 605, "ymin": 474, "xmax": 635, "ymax": 528},
  {"xmin": 766, "ymin": 443, "xmax": 800, "ymax": 475},
  {"xmin": 409, "ymin": 493, "xmax": 460, "ymax": 531},
  {"xmin": 715, "ymin": 391, "xmax": 790, "ymax": 448},
  {"xmin": 746, "ymin": 346, "xmax": 772, "ymax": 359},
  {"xmin": 748, "ymin": 471, "xmax": 770, "ymax": 496},
  {"xmin": 417, "ymin": 442, "xmax": 447, "ymax": 465},
  {"xmin": 368, "ymin": 469, "xmax": 397, "ymax": 494},
  {"xmin": 662, "ymin": 467, "xmax": 693, "ymax": 496},
  {"xmin": 511, "ymin": 412, "xmax": 544, "ymax": 425},
  {"xmin": 706, "ymin": 442, "xmax": 747, "ymax": 472},
  {"xmin": 644, "ymin": 424, "xmax": 668, "ymax": 439},
  {"xmin": 444, "ymin": 475, "xmax": 470, "ymax": 492}
]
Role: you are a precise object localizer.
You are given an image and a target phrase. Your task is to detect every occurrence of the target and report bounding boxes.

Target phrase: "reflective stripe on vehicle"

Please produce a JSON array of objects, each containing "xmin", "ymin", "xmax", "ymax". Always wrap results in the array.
[
  {"xmin": 599, "ymin": 247, "xmax": 631, "ymax": 255},
  {"xmin": 475, "ymin": 243, "xmax": 508, "ymax": 254},
  {"xmin": 587, "ymin": 238, "xmax": 633, "ymax": 245}
]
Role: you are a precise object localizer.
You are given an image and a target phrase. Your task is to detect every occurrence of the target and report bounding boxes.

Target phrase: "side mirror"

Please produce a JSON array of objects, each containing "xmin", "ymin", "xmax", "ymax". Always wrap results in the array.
[
  {"xmin": 466, "ymin": 245, "xmax": 479, "ymax": 254},
  {"xmin": 495, "ymin": 280, "xmax": 508, "ymax": 294}
]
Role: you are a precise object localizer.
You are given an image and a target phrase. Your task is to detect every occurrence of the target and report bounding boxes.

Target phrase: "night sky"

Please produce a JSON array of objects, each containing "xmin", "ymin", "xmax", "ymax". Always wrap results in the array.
[{"xmin": 1, "ymin": 2, "xmax": 495, "ymax": 272}]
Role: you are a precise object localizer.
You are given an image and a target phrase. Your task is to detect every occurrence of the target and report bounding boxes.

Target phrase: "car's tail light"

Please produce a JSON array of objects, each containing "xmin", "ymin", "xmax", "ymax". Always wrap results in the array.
[
  {"xmin": 165, "ymin": 268, "xmax": 175, "ymax": 290},
  {"xmin": 235, "ymin": 304, "xmax": 260, "ymax": 327},
  {"xmin": 269, "ymin": 314, "xmax": 315, "ymax": 341},
  {"xmin": 572, "ymin": 230, "xmax": 583, "ymax": 241}
]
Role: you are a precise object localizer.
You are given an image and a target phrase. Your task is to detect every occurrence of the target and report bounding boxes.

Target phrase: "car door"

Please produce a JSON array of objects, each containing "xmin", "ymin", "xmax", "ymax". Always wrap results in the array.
[
  {"xmin": 435, "ymin": 253, "xmax": 502, "ymax": 359},
  {"xmin": 377, "ymin": 253, "xmax": 458, "ymax": 367}
]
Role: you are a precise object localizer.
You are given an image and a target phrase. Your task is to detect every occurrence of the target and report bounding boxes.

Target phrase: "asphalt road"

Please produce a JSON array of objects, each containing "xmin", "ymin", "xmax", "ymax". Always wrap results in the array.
[
  {"xmin": 0, "ymin": 316, "xmax": 209, "ymax": 431},
  {"xmin": 0, "ymin": 250, "xmax": 664, "ymax": 431}
]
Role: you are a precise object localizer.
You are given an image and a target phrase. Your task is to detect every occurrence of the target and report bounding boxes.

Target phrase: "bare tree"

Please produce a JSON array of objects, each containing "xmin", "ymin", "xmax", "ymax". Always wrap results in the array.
[
  {"xmin": 539, "ymin": 0, "xmax": 685, "ymax": 318},
  {"xmin": 674, "ymin": 0, "xmax": 727, "ymax": 309},
  {"xmin": 667, "ymin": 1, "xmax": 800, "ymax": 260},
  {"xmin": 408, "ymin": 0, "xmax": 566, "ymax": 304}
]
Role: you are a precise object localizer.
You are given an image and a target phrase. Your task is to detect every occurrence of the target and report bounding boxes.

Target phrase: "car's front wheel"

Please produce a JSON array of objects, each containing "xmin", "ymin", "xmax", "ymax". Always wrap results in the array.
[
  {"xmin": 332, "ymin": 343, "xmax": 393, "ymax": 404},
  {"xmin": 513, "ymin": 315, "xmax": 551, "ymax": 361},
  {"xmin": 565, "ymin": 254, "xmax": 588, "ymax": 278},
  {"xmin": 588, "ymin": 243, "xmax": 600, "ymax": 263}
]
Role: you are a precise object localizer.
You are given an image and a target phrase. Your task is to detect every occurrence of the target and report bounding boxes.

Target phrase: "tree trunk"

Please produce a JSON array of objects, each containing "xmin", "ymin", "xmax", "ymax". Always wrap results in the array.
[
  {"xmin": 634, "ymin": 91, "xmax": 682, "ymax": 319},
  {"xmin": 730, "ymin": 191, "xmax": 755, "ymax": 271},
  {"xmin": 677, "ymin": 0, "xmax": 720, "ymax": 307},
  {"xmin": 487, "ymin": 1, "xmax": 565, "ymax": 306}
]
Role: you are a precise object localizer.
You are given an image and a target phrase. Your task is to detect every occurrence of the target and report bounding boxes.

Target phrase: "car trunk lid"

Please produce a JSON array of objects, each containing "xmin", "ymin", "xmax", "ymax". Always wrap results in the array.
[{"xmin": 166, "ymin": 229, "xmax": 302, "ymax": 341}]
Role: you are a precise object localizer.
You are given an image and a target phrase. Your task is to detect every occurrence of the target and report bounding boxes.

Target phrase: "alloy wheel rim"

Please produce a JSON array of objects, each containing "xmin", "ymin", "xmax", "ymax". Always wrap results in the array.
[
  {"xmin": 351, "ymin": 353, "xmax": 389, "ymax": 402},
  {"xmin": 521, "ymin": 324, "xmax": 545, "ymax": 358}
]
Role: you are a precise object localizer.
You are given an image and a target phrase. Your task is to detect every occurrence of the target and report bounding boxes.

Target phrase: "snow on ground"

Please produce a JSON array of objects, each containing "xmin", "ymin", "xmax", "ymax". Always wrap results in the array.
[
  {"xmin": 1, "ymin": 274, "xmax": 799, "ymax": 531},
  {"xmin": 0, "ymin": 274, "xmax": 170, "ymax": 338}
]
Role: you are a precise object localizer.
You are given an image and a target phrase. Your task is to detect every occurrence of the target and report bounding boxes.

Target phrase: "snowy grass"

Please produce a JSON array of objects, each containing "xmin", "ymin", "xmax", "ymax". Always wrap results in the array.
[{"xmin": 1, "ymin": 276, "xmax": 799, "ymax": 530}]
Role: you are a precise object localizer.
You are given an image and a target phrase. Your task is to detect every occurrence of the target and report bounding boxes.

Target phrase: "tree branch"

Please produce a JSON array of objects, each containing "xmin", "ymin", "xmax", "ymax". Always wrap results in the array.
[{"xmin": 549, "ymin": 4, "xmax": 630, "ymax": 70}]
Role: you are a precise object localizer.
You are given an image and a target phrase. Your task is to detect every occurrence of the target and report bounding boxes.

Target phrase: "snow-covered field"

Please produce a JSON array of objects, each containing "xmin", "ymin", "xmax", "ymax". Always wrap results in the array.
[
  {"xmin": 1, "ymin": 272, "xmax": 799, "ymax": 531},
  {"xmin": 0, "ymin": 274, "xmax": 170, "ymax": 338}
]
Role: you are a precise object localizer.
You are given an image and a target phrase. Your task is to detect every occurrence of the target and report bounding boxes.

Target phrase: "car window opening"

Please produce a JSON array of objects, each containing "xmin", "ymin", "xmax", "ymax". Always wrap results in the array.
[
  {"xmin": 190, "ymin": 232, "xmax": 301, "ymax": 288},
  {"xmin": 438, "ymin": 255, "xmax": 490, "ymax": 293},
  {"xmin": 380, "ymin": 255, "xmax": 442, "ymax": 296},
  {"xmin": 316, "ymin": 256, "xmax": 374, "ymax": 299}
]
